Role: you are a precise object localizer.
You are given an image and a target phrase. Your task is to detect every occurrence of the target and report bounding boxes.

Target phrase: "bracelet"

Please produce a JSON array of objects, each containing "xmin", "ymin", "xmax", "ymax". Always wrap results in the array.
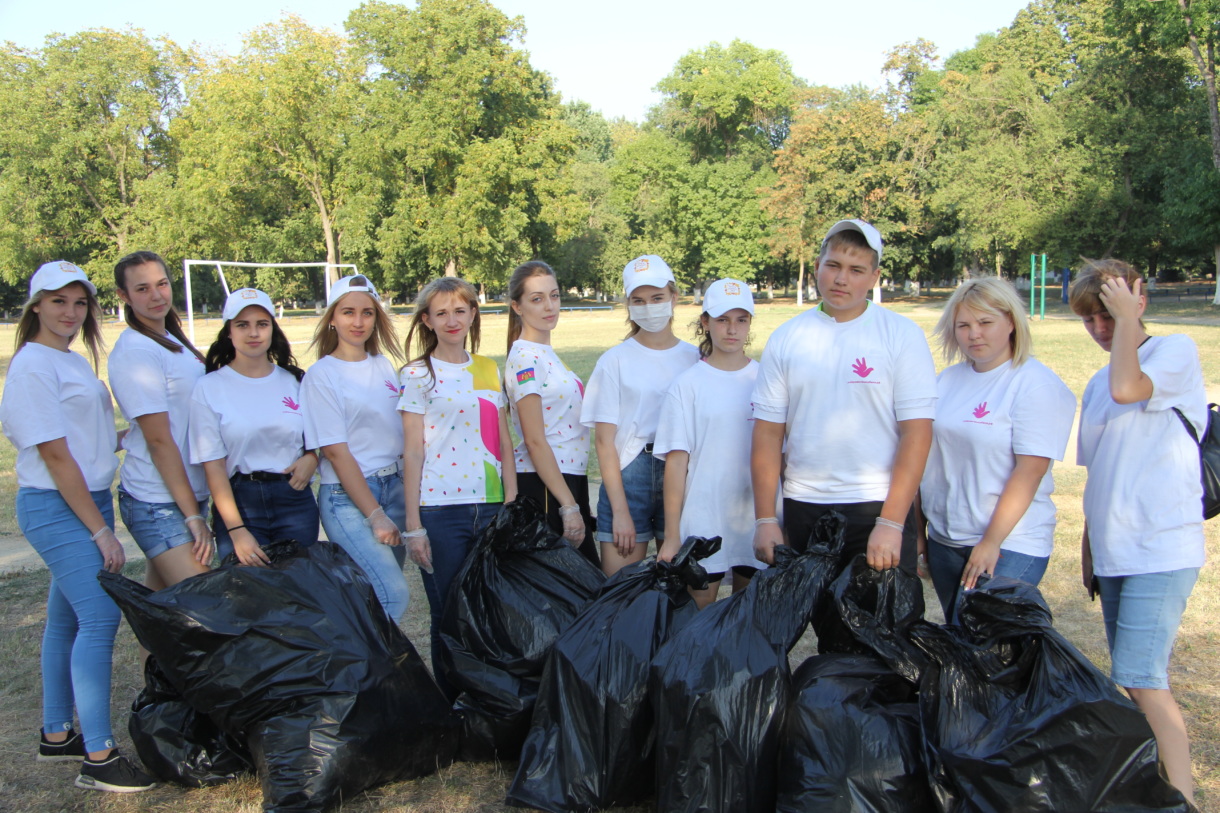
[
  {"xmin": 227, "ymin": 524, "xmax": 247, "ymax": 533},
  {"xmin": 363, "ymin": 506, "xmax": 386, "ymax": 527},
  {"xmin": 91, "ymin": 526, "xmax": 110, "ymax": 541},
  {"xmin": 184, "ymin": 514, "xmax": 205, "ymax": 524},
  {"xmin": 754, "ymin": 517, "xmax": 780, "ymax": 527},
  {"xmin": 874, "ymin": 517, "xmax": 905, "ymax": 532},
  {"xmin": 558, "ymin": 504, "xmax": 581, "ymax": 517},
  {"xmin": 401, "ymin": 528, "xmax": 428, "ymax": 539}
]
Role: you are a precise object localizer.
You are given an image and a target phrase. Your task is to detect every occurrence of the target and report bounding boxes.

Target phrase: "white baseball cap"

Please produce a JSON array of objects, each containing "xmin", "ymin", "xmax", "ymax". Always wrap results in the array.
[
  {"xmin": 30, "ymin": 260, "xmax": 96, "ymax": 297},
  {"xmin": 703, "ymin": 278, "xmax": 754, "ymax": 317},
  {"xmin": 222, "ymin": 288, "xmax": 275, "ymax": 322},
  {"xmin": 622, "ymin": 255, "xmax": 675, "ymax": 296},
  {"xmin": 821, "ymin": 219, "xmax": 883, "ymax": 263},
  {"xmin": 328, "ymin": 274, "xmax": 380, "ymax": 306}
]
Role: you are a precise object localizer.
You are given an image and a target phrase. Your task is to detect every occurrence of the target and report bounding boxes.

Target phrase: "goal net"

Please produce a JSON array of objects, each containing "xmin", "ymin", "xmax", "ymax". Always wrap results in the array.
[{"xmin": 181, "ymin": 260, "xmax": 358, "ymax": 344}]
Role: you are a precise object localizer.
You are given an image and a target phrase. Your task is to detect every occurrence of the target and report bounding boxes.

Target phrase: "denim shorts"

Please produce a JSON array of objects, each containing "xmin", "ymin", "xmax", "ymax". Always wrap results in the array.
[
  {"xmin": 595, "ymin": 450, "xmax": 665, "ymax": 544},
  {"xmin": 1098, "ymin": 568, "xmax": 1198, "ymax": 690},
  {"xmin": 118, "ymin": 489, "xmax": 210, "ymax": 560}
]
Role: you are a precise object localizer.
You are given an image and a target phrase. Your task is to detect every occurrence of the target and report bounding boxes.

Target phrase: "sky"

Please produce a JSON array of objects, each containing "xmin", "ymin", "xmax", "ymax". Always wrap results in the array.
[{"xmin": 0, "ymin": 0, "xmax": 1033, "ymax": 122}]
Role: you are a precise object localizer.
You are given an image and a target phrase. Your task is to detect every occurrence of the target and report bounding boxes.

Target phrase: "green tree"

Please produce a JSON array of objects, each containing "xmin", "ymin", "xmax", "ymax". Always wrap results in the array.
[{"xmin": 0, "ymin": 29, "xmax": 187, "ymax": 286}]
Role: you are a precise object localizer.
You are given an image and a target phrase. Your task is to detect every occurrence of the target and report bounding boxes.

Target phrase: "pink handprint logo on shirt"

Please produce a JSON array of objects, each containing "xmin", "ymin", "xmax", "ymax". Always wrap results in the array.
[
  {"xmin": 973, "ymin": 402, "xmax": 990, "ymax": 419},
  {"xmin": 851, "ymin": 358, "xmax": 873, "ymax": 378},
  {"xmin": 385, "ymin": 379, "xmax": 401, "ymax": 396},
  {"xmin": 282, "ymin": 396, "xmax": 300, "ymax": 411}
]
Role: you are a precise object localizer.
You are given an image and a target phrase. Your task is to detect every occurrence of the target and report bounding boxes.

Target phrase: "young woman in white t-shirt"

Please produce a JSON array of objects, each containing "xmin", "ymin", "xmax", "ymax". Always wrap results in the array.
[
  {"xmin": 1070, "ymin": 259, "xmax": 1206, "ymax": 805},
  {"xmin": 109, "ymin": 251, "xmax": 212, "ymax": 592},
  {"xmin": 916, "ymin": 276, "xmax": 1075, "ymax": 618},
  {"xmin": 654, "ymin": 279, "xmax": 765, "ymax": 607},
  {"xmin": 0, "ymin": 262, "xmax": 154, "ymax": 792},
  {"xmin": 299, "ymin": 275, "xmax": 408, "ymax": 621},
  {"xmin": 190, "ymin": 289, "xmax": 319, "ymax": 566},
  {"xmin": 580, "ymin": 255, "xmax": 699, "ymax": 577},
  {"xmin": 503, "ymin": 261, "xmax": 598, "ymax": 566},
  {"xmin": 398, "ymin": 276, "xmax": 516, "ymax": 695}
]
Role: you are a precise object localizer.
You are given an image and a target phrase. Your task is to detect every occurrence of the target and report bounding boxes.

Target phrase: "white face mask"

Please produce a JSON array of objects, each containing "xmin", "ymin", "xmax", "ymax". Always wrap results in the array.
[{"xmin": 628, "ymin": 300, "xmax": 673, "ymax": 333}]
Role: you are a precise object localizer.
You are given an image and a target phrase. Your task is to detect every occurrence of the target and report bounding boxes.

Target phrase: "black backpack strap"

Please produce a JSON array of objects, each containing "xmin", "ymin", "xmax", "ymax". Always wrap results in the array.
[{"xmin": 1172, "ymin": 406, "xmax": 1201, "ymax": 446}]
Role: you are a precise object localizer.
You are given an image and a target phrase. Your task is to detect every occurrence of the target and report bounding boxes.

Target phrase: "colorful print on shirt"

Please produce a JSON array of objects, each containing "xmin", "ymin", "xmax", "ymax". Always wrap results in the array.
[
  {"xmin": 504, "ymin": 340, "xmax": 591, "ymax": 476},
  {"xmin": 398, "ymin": 353, "xmax": 506, "ymax": 505}
]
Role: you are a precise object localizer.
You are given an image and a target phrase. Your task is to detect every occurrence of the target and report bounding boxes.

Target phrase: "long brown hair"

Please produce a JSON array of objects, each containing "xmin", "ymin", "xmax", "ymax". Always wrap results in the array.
[
  {"xmin": 506, "ymin": 260, "xmax": 556, "ymax": 356},
  {"xmin": 404, "ymin": 277, "xmax": 482, "ymax": 388},
  {"xmin": 114, "ymin": 250, "xmax": 204, "ymax": 361},
  {"xmin": 309, "ymin": 288, "xmax": 404, "ymax": 363},
  {"xmin": 205, "ymin": 312, "xmax": 305, "ymax": 381},
  {"xmin": 15, "ymin": 282, "xmax": 105, "ymax": 370}
]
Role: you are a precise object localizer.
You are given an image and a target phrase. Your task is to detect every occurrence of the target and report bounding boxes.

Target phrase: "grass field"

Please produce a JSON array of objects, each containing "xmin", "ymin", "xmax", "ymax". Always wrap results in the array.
[{"xmin": 0, "ymin": 287, "xmax": 1218, "ymax": 812}]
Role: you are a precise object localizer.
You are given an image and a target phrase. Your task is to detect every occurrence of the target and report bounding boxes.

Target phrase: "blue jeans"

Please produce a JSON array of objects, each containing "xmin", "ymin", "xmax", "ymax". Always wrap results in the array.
[
  {"xmin": 118, "ymin": 489, "xmax": 210, "ymax": 560},
  {"xmin": 418, "ymin": 501, "xmax": 501, "ymax": 698},
  {"xmin": 1098, "ymin": 568, "xmax": 1198, "ymax": 690},
  {"xmin": 595, "ymin": 450, "xmax": 665, "ymax": 543},
  {"xmin": 927, "ymin": 538, "xmax": 1049, "ymax": 620},
  {"xmin": 213, "ymin": 476, "xmax": 320, "ymax": 562},
  {"xmin": 317, "ymin": 472, "xmax": 408, "ymax": 622},
  {"xmin": 17, "ymin": 487, "xmax": 120, "ymax": 754}
]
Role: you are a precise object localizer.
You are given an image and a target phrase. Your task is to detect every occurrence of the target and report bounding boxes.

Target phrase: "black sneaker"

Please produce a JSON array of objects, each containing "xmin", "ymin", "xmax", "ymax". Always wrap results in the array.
[
  {"xmin": 74, "ymin": 752, "xmax": 155, "ymax": 793},
  {"xmin": 37, "ymin": 728, "xmax": 85, "ymax": 762}
]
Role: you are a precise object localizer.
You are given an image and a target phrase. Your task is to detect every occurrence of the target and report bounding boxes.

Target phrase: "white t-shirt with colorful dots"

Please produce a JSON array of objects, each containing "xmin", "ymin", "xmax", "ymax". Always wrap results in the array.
[
  {"xmin": 504, "ymin": 339, "xmax": 590, "ymax": 476},
  {"xmin": 398, "ymin": 352, "xmax": 506, "ymax": 506}
]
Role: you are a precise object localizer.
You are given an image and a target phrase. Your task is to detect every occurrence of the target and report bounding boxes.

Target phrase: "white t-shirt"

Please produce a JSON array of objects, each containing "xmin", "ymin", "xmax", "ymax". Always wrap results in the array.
[
  {"xmin": 579, "ymin": 337, "xmax": 699, "ymax": 470},
  {"xmin": 654, "ymin": 359, "xmax": 768, "ymax": 573},
  {"xmin": 397, "ymin": 353, "xmax": 507, "ymax": 506},
  {"xmin": 300, "ymin": 353, "xmax": 404, "ymax": 484},
  {"xmin": 109, "ymin": 329, "xmax": 208, "ymax": 502},
  {"xmin": 752, "ymin": 302, "xmax": 937, "ymax": 503},
  {"xmin": 1, "ymin": 343, "xmax": 118, "ymax": 491},
  {"xmin": 189, "ymin": 366, "xmax": 307, "ymax": 478},
  {"xmin": 921, "ymin": 358, "xmax": 1075, "ymax": 557},
  {"xmin": 504, "ymin": 339, "xmax": 590, "ymax": 475},
  {"xmin": 1078, "ymin": 334, "xmax": 1207, "ymax": 577}
]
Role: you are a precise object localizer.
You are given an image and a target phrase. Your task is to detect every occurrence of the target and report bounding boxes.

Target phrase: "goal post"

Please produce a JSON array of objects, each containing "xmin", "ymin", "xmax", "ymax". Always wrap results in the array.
[{"xmin": 182, "ymin": 260, "xmax": 358, "ymax": 344}]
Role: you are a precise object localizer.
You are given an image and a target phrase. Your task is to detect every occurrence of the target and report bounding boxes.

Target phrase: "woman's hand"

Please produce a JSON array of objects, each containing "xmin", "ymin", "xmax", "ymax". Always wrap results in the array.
[
  {"xmin": 94, "ymin": 527, "xmax": 126, "ymax": 573},
  {"xmin": 185, "ymin": 515, "xmax": 214, "ymax": 565},
  {"xmin": 559, "ymin": 505, "xmax": 584, "ymax": 545},
  {"xmin": 366, "ymin": 506, "xmax": 401, "ymax": 546},
  {"xmin": 284, "ymin": 452, "xmax": 319, "ymax": 490},
  {"xmin": 1098, "ymin": 276, "xmax": 1142, "ymax": 322},
  {"xmin": 657, "ymin": 536, "xmax": 682, "ymax": 563},
  {"xmin": 753, "ymin": 522, "xmax": 784, "ymax": 565},
  {"xmin": 612, "ymin": 512, "xmax": 636, "ymax": 557},
  {"xmin": 232, "ymin": 528, "xmax": 270, "ymax": 567},
  {"xmin": 961, "ymin": 540, "xmax": 1001, "ymax": 590},
  {"xmin": 866, "ymin": 524, "xmax": 902, "ymax": 570},
  {"xmin": 404, "ymin": 529, "xmax": 433, "ymax": 574}
]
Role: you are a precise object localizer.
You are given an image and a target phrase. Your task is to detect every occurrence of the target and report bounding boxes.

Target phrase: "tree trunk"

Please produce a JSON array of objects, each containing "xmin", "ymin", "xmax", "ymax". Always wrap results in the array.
[
  {"xmin": 445, "ymin": 257, "xmax": 457, "ymax": 277},
  {"xmin": 1180, "ymin": 1, "xmax": 1220, "ymax": 172},
  {"xmin": 796, "ymin": 257, "xmax": 805, "ymax": 307},
  {"xmin": 1213, "ymin": 243, "xmax": 1220, "ymax": 305}
]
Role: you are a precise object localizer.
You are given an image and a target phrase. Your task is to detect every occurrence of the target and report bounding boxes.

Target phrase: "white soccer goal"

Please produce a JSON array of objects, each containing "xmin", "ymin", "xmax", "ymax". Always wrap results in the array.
[{"xmin": 182, "ymin": 260, "xmax": 358, "ymax": 344}]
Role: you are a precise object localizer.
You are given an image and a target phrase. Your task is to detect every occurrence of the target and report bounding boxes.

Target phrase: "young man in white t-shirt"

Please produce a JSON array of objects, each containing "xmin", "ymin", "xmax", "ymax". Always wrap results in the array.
[{"xmin": 750, "ymin": 219, "xmax": 937, "ymax": 576}]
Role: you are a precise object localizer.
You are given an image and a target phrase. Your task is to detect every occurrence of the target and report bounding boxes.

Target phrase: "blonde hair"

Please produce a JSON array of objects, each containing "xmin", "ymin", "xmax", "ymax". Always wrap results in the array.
[
  {"xmin": 934, "ymin": 276, "xmax": 1032, "ymax": 367},
  {"xmin": 624, "ymin": 280, "xmax": 678, "ymax": 339},
  {"xmin": 404, "ymin": 277, "xmax": 482, "ymax": 387},
  {"xmin": 309, "ymin": 290, "xmax": 403, "ymax": 362},
  {"xmin": 1069, "ymin": 258, "xmax": 1143, "ymax": 318},
  {"xmin": 15, "ymin": 282, "xmax": 105, "ymax": 370}
]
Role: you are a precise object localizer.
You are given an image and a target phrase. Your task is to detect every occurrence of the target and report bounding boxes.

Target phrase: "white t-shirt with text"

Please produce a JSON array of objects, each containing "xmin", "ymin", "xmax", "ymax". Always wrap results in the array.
[
  {"xmin": 1078, "ymin": 334, "xmax": 1207, "ymax": 577},
  {"xmin": 189, "ymin": 365, "xmax": 307, "ymax": 478},
  {"xmin": 1, "ymin": 343, "xmax": 118, "ymax": 491},
  {"xmin": 921, "ymin": 358, "xmax": 1075, "ymax": 557},
  {"xmin": 751, "ymin": 303, "xmax": 937, "ymax": 503}
]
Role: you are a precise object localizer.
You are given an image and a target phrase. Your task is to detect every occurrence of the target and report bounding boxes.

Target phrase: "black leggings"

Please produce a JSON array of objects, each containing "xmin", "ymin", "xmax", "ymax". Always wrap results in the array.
[
  {"xmin": 782, "ymin": 499, "xmax": 918, "ymax": 577},
  {"xmin": 516, "ymin": 471, "xmax": 600, "ymax": 567}
]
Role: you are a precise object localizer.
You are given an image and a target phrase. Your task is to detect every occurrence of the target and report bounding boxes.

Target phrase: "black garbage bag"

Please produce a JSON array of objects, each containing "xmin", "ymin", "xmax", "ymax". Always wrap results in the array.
[
  {"xmin": 129, "ymin": 656, "xmax": 252, "ymax": 787},
  {"xmin": 817, "ymin": 556, "xmax": 929, "ymax": 684},
  {"xmin": 100, "ymin": 540, "xmax": 459, "ymax": 812},
  {"xmin": 507, "ymin": 535, "xmax": 722, "ymax": 812},
  {"xmin": 438, "ymin": 498, "xmax": 606, "ymax": 761},
  {"xmin": 913, "ymin": 576, "xmax": 1193, "ymax": 813},
  {"xmin": 649, "ymin": 511, "xmax": 846, "ymax": 813},
  {"xmin": 777, "ymin": 653, "xmax": 932, "ymax": 812}
]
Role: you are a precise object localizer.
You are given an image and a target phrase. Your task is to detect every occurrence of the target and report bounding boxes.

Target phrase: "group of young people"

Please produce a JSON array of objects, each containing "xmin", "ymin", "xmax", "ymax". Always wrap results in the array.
[{"xmin": 2, "ymin": 218, "xmax": 1207, "ymax": 802}]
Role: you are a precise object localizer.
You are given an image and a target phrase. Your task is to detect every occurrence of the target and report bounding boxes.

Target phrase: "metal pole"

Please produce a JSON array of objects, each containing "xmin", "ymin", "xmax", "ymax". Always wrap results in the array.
[
  {"xmin": 183, "ymin": 260, "xmax": 195, "ymax": 344},
  {"xmin": 1039, "ymin": 254, "xmax": 1047, "ymax": 320},
  {"xmin": 1029, "ymin": 254, "xmax": 1035, "ymax": 318}
]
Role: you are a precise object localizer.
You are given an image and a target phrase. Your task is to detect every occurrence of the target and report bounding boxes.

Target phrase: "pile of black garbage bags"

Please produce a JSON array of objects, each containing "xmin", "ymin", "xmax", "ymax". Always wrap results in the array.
[{"xmin": 101, "ymin": 500, "xmax": 1196, "ymax": 812}]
